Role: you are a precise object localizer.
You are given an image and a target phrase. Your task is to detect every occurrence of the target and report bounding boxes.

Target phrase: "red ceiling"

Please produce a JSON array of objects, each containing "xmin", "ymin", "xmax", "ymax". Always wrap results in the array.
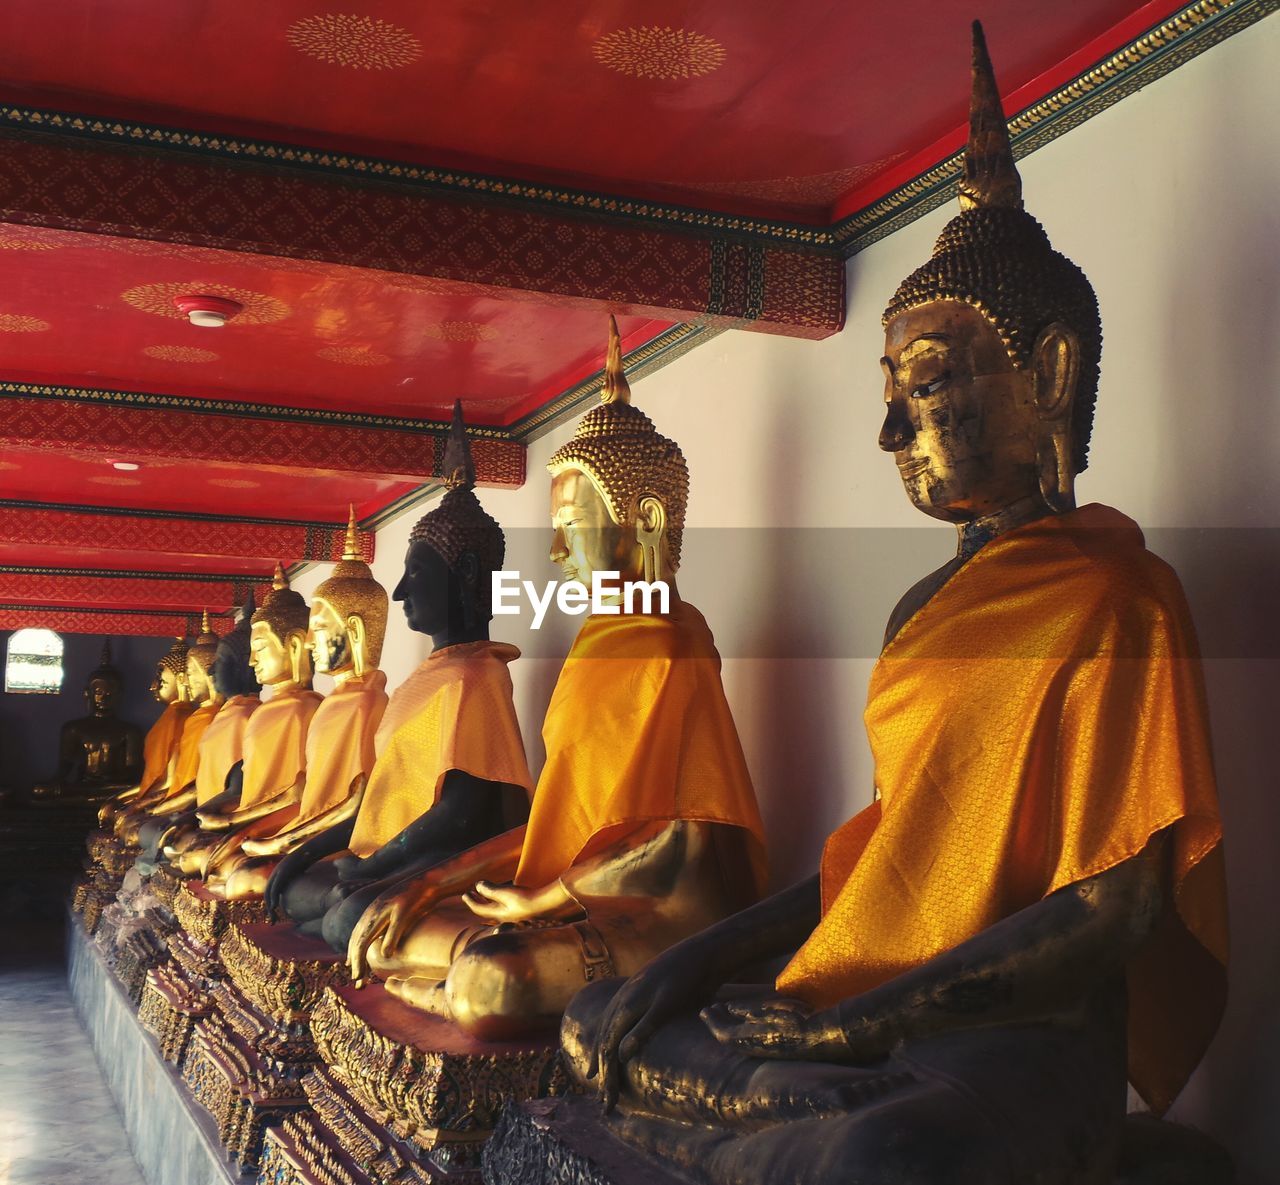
[
  {"xmin": 0, "ymin": 225, "xmax": 673, "ymax": 423},
  {"xmin": 0, "ymin": 0, "xmax": 1182, "ymax": 219}
]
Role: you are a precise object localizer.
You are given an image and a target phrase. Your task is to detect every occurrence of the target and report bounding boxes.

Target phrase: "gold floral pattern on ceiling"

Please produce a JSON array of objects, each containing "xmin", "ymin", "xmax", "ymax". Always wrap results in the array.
[
  {"xmin": 316, "ymin": 346, "xmax": 391, "ymax": 366},
  {"xmin": 423, "ymin": 321, "xmax": 498, "ymax": 343},
  {"xmin": 121, "ymin": 282, "xmax": 290, "ymax": 325},
  {"xmin": 87, "ymin": 475, "xmax": 142, "ymax": 486},
  {"xmin": 143, "ymin": 345, "xmax": 221, "ymax": 363},
  {"xmin": 593, "ymin": 27, "xmax": 726, "ymax": 80},
  {"xmin": 0, "ymin": 314, "xmax": 50, "ymax": 332},
  {"xmin": 209, "ymin": 478, "xmax": 261, "ymax": 489},
  {"xmin": 287, "ymin": 13, "xmax": 422, "ymax": 70},
  {"xmin": 0, "ymin": 235, "xmax": 57, "ymax": 251}
]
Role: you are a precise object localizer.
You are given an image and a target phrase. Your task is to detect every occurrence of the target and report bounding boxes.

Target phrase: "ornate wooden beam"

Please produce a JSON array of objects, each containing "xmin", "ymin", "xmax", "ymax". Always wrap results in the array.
[
  {"xmin": 0, "ymin": 604, "xmax": 227, "ymax": 638},
  {"xmin": 0, "ymin": 386, "xmax": 527, "ymax": 487},
  {"xmin": 0, "ymin": 124, "xmax": 844, "ymax": 339},
  {"xmin": 0, "ymin": 502, "xmax": 372, "ymax": 567},
  {"xmin": 0, "ymin": 567, "xmax": 268, "ymax": 614}
]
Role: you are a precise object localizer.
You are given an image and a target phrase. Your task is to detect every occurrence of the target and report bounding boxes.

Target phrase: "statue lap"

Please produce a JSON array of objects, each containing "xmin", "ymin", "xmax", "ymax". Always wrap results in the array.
[{"xmin": 561, "ymin": 978, "xmax": 1127, "ymax": 1185}]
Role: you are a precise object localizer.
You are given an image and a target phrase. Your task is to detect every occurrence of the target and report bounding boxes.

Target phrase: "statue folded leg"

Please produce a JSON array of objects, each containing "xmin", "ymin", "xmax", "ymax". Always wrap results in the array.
[{"xmin": 564, "ymin": 977, "xmax": 1126, "ymax": 1185}]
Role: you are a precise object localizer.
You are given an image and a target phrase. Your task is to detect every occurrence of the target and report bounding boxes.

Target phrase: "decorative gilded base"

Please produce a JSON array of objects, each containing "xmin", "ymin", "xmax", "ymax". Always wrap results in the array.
[
  {"xmin": 182, "ymin": 923, "xmax": 351, "ymax": 1172},
  {"xmin": 312, "ymin": 983, "xmax": 567, "ymax": 1147},
  {"xmin": 138, "ymin": 958, "xmax": 211, "ymax": 1065}
]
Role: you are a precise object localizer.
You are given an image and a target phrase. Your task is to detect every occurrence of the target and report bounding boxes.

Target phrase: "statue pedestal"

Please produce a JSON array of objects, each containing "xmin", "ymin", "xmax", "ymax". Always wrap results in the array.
[
  {"xmin": 485, "ymin": 1096, "xmax": 681, "ymax": 1185},
  {"xmin": 181, "ymin": 921, "xmax": 349, "ymax": 1172},
  {"xmin": 72, "ymin": 829, "xmax": 138, "ymax": 933},
  {"xmin": 137, "ymin": 879, "xmax": 266, "ymax": 1067},
  {"xmin": 256, "ymin": 983, "xmax": 567, "ymax": 1185}
]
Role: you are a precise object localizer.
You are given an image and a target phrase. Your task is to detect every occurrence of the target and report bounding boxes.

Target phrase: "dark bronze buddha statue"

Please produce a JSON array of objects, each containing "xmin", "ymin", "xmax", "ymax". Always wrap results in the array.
[
  {"xmin": 33, "ymin": 642, "xmax": 143, "ymax": 801},
  {"xmin": 491, "ymin": 25, "xmax": 1230, "ymax": 1185}
]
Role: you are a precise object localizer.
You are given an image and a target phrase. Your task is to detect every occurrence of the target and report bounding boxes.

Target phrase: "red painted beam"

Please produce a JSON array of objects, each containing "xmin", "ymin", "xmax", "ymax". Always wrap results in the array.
[
  {"xmin": 0, "ymin": 129, "xmax": 843, "ymax": 339},
  {"xmin": 0, "ymin": 604, "xmax": 229, "ymax": 638},
  {"xmin": 0, "ymin": 391, "xmax": 526, "ymax": 488},
  {"xmin": 0, "ymin": 504, "xmax": 371, "ymax": 568},
  {"xmin": 0, "ymin": 568, "xmax": 269, "ymax": 614}
]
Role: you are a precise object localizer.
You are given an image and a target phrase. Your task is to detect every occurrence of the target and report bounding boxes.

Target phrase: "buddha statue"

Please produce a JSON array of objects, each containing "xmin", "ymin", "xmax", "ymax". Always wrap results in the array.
[
  {"xmin": 264, "ymin": 403, "xmax": 534, "ymax": 948},
  {"xmin": 519, "ymin": 27, "xmax": 1230, "ymax": 1185},
  {"xmin": 32, "ymin": 642, "xmax": 143, "ymax": 801},
  {"xmin": 96, "ymin": 637, "xmax": 191, "ymax": 825},
  {"xmin": 216, "ymin": 512, "xmax": 391, "ymax": 900},
  {"xmin": 128, "ymin": 602, "xmax": 260, "ymax": 858},
  {"xmin": 347, "ymin": 322, "xmax": 767, "ymax": 1041},
  {"xmin": 186, "ymin": 566, "xmax": 323, "ymax": 884}
]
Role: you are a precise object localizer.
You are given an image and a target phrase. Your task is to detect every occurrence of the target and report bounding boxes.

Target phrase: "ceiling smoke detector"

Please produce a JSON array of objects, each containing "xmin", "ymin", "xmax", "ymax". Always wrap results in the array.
[
  {"xmin": 173, "ymin": 294, "xmax": 244, "ymax": 328},
  {"xmin": 112, "ymin": 461, "xmax": 140, "ymax": 471}
]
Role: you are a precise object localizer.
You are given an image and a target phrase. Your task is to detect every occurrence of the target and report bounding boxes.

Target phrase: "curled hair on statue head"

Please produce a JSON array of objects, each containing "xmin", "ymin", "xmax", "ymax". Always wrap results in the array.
[{"xmin": 882, "ymin": 22, "xmax": 1102, "ymax": 473}]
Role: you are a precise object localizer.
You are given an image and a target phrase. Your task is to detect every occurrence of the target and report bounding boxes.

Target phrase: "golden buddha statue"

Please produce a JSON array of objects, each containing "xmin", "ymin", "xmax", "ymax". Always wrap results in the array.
[
  {"xmin": 127, "ymin": 605, "xmax": 260, "ymax": 860},
  {"xmin": 186, "ymin": 567, "xmax": 323, "ymax": 884},
  {"xmin": 216, "ymin": 512, "xmax": 391, "ymax": 900},
  {"xmin": 265, "ymin": 404, "xmax": 534, "ymax": 949},
  {"xmin": 348, "ymin": 323, "xmax": 767, "ymax": 1041},
  {"xmin": 96, "ymin": 637, "xmax": 191, "ymax": 825},
  {"xmin": 33, "ymin": 642, "xmax": 143, "ymax": 801},
  {"xmin": 506, "ymin": 27, "xmax": 1231, "ymax": 1185}
]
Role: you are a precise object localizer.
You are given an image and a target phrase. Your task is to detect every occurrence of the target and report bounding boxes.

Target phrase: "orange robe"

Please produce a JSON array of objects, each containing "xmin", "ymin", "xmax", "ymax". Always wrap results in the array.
[
  {"xmin": 194, "ymin": 695, "xmax": 260, "ymax": 805},
  {"xmin": 166, "ymin": 700, "xmax": 220, "ymax": 799},
  {"xmin": 348, "ymin": 642, "xmax": 531, "ymax": 858},
  {"xmin": 514, "ymin": 600, "xmax": 767, "ymax": 894},
  {"xmin": 138, "ymin": 700, "xmax": 192, "ymax": 794},
  {"xmin": 238, "ymin": 685, "xmax": 323, "ymax": 810},
  {"xmin": 278, "ymin": 670, "xmax": 389, "ymax": 828},
  {"xmin": 776, "ymin": 504, "xmax": 1227, "ymax": 1114}
]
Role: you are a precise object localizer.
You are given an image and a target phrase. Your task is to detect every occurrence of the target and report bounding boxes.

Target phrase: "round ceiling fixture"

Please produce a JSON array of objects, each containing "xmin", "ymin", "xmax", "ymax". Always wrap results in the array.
[
  {"xmin": 112, "ymin": 461, "xmax": 140, "ymax": 471},
  {"xmin": 173, "ymin": 294, "xmax": 244, "ymax": 328}
]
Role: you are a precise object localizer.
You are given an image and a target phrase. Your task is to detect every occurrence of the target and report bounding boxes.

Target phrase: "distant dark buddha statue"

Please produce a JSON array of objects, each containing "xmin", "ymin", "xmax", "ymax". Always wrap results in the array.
[
  {"xmin": 490, "ymin": 26, "xmax": 1230, "ymax": 1185},
  {"xmin": 33, "ymin": 642, "xmax": 143, "ymax": 801}
]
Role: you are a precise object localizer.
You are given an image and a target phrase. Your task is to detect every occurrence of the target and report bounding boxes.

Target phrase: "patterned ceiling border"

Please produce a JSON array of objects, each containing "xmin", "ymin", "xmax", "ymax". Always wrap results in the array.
[
  {"xmin": 833, "ymin": 0, "xmax": 1276, "ymax": 256},
  {"xmin": 0, "ymin": 107, "xmax": 833, "ymax": 252},
  {"xmin": 0, "ymin": 603, "xmax": 234, "ymax": 637},
  {"xmin": 0, "ymin": 563, "xmax": 265, "ymax": 583},
  {"xmin": 0, "ymin": 381, "xmax": 514, "ymax": 439}
]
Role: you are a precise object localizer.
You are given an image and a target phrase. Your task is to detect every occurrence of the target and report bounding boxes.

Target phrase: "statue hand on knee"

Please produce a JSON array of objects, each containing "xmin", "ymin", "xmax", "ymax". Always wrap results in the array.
[{"xmin": 700, "ymin": 994, "xmax": 884, "ymax": 1063}]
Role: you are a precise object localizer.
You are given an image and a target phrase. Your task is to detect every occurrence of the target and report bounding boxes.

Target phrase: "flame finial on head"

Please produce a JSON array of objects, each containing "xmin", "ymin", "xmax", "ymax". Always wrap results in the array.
[
  {"xmin": 272, "ymin": 561, "xmax": 288, "ymax": 591},
  {"xmin": 602, "ymin": 316, "xmax": 631, "ymax": 406},
  {"xmin": 959, "ymin": 21, "xmax": 1022, "ymax": 212},
  {"xmin": 343, "ymin": 505, "xmax": 360, "ymax": 561},
  {"xmin": 440, "ymin": 401, "xmax": 477, "ymax": 492}
]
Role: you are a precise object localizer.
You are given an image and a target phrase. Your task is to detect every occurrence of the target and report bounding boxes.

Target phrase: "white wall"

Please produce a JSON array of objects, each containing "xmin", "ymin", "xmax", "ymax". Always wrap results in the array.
[{"xmin": 314, "ymin": 15, "xmax": 1280, "ymax": 1179}]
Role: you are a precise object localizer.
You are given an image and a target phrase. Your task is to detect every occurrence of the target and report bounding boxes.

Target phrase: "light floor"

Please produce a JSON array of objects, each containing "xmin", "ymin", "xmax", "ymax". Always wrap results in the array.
[{"xmin": 0, "ymin": 940, "xmax": 145, "ymax": 1185}]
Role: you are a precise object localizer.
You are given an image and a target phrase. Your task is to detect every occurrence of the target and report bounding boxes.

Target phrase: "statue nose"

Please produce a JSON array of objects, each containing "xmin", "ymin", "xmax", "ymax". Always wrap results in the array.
[{"xmin": 879, "ymin": 402, "xmax": 914, "ymax": 453}]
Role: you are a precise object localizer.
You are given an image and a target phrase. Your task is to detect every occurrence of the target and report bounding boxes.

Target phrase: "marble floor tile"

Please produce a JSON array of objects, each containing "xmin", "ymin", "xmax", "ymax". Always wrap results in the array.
[{"xmin": 0, "ymin": 955, "xmax": 144, "ymax": 1185}]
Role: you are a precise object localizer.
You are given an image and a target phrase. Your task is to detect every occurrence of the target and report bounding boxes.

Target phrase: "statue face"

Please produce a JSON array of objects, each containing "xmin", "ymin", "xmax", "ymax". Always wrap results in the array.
[
  {"xmin": 549, "ymin": 469, "xmax": 637, "ymax": 585},
  {"xmin": 185, "ymin": 656, "xmax": 211, "ymax": 703},
  {"xmin": 249, "ymin": 622, "xmax": 291, "ymax": 685},
  {"xmin": 152, "ymin": 666, "xmax": 179, "ymax": 704},
  {"xmin": 87, "ymin": 676, "xmax": 119, "ymax": 715},
  {"xmin": 308, "ymin": 598, "xmax": 351, "ymax": 674},
  {"xmin": 880, "ymin": 301, "xmax": 1041, "ymax": 523},
  {"xmin": 392, "ymin": 541, "xmax": 454, "ymax": 635}
]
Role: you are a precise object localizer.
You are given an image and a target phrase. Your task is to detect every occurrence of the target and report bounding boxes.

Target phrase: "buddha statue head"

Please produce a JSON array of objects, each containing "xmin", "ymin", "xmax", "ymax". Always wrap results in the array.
[
  {"xmin": 250, "ymin": 565, "xmax": 313, "ymax": 690},
  {"xmin": 395, "ymin": 401, "xmax": 505, "ymax": 638},
  {"xmin": 546, "ymin": 317, "xmax": 688, "ymax": 589},
  {"xmin": 310, "ymin": 508, "xmax": 388, "ymax": 679},
  {"xmin": 185, "ymin": 611, "xmax": 222, "ymax": 706},
  {"xmin": 85, "ymin": 641, "xmax": 123, "ymax": 718},
  {"xmin": 210, "ymin": 594, "xmax": 263, "ymax": 699},
  {"xmin": 879, "ymin": 22, "xmax": 1101, "ymax": 528},
  {"xmin": 150, "ymin": 636, "xmax": 189, "ymax": 704}
]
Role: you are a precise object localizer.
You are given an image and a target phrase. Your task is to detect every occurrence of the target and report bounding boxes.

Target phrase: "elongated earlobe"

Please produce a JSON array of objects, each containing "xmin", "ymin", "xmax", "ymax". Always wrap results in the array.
[{"xmin": 1033, "ymin": 324, "xmax": 1080, "ymax": 512}]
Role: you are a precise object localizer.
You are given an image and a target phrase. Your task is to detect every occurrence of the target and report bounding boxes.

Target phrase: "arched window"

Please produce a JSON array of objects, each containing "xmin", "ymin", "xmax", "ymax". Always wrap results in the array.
[{"xmin": 5, "ymin": 628, "xmax": 65, "ymax": 694}]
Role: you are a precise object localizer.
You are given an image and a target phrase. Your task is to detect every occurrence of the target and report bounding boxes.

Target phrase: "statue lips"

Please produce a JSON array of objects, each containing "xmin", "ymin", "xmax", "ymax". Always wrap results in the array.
[{"xmin": 895, "ymin": 455, "xmax": 930, "ymax": 479}]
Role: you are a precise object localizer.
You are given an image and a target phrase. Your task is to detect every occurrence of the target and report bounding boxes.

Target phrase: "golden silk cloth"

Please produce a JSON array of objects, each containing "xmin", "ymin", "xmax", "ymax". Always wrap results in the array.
[
  {"xmin": 776, "ymin": 504, "xmax": 1227, "ymax": 1114},
  {"xmin": 167, "ymin": 701, "xmax": 221, "ymax": 799},
  {"xmin": 139, "ymin": 700, "xmax": 192, "ymax": 794},
  {"xmin": 348, "ymin": 642, "xmax": 532, "ymax": 858},
  {"xmin": 515, "ymin": 600, "xmax": 767, "ymax": 893},
  {"xmin": 194, "ymin": 695, "xmax": 260, "ymax": 805},
  {"xmin": 238, "ymin": 686, "xmax": 324, "ymax": 809},
  {"xmin": 283, "ymin": 670, "xmax": 389, "ymax": 825}
]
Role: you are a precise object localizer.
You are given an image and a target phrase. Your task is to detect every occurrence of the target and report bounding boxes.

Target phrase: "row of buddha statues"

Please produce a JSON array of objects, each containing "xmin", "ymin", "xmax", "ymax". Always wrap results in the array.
[{"xmin": 73, "ymin": 26, "xmax": 1229, "ymax": 1185}]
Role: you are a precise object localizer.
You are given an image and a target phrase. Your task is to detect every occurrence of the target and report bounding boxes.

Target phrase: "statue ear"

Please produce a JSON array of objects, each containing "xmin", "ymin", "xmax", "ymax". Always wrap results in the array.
[
  {"xmin": 1032, "ymin": 323, "xmax": 1080, "ymax": 512},
  {"xmin": 635, "ymin": 494, "xmax": 667, "ymax": 543},
  {"xmin": 455, "ymin": 551, "xmax": 480, "ymax": 588},
  {"xmin": 1032, "ymin": 323, "xmax": 1079, "ymax": 423}
]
